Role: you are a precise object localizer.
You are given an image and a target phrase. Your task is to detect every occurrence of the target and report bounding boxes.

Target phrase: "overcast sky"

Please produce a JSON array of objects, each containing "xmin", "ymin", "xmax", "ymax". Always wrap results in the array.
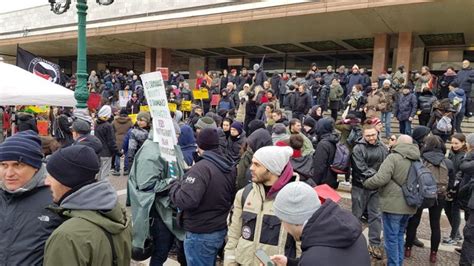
[{"xmin": 0, "ymin": 0, "xmax": 47, "ymax": 14}]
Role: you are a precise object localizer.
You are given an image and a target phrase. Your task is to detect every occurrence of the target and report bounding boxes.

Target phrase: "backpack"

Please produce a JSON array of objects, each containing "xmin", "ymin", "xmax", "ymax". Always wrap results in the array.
[
  {"xmin": 400, "ymin": 160, "xmax": 438, "ymax": 208},
  {"xmin": 330, "ymin": 142, "xmax": 351, "ymax": 174},
  {"xmin": 424, "ymin": 160, "xmax": 449, "ymax": 197},
  {"xmin": 452, "ymin": 95, "xmax": 464, "ymax": 113},
  {"xmin": 346, "ymin": 127, "xmax": 362, "ymax": 147},
  {"xmin": 436, "ymin": 116, "xmax": 452, "ymax": 133}
]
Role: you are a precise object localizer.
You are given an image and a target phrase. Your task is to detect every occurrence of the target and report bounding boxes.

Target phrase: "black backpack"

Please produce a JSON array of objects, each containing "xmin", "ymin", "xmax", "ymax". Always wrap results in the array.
[{"xmin": 398, "ymin": 160, "xmax": 438, "ymax": 208}]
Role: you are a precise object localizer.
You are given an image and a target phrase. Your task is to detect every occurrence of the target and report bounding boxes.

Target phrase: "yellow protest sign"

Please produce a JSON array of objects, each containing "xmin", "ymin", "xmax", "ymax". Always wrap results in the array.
[
  {"xmin": 192, "ymin": 89, "xmax": 209, "ymax": 100},
  {"xmin": 140, "ymin": 105, "xmax": 150, "ymax": 112},
  {"xmin": 181, "ymin": 100, "xmax": 192, "ymax": 112},
  {"xmin": 168, "ymin": 103, "xmax": 177, "ymax": 112},
  {"xmin": 129, "ymin": 114, "xmax": 137, "ymax": 124}
]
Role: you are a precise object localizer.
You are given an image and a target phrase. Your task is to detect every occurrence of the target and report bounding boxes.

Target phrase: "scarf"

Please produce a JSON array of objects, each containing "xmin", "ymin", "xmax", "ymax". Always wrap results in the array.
[{"xmin": 1, "ymin": 164, "xmax": 46, "ymax": 194}]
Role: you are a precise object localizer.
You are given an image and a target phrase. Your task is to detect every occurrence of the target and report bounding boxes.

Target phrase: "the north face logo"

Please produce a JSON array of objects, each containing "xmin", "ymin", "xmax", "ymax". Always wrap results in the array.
[{"xmin": 37, "ymin": 215, "xmax": 50, "ymax": 222}]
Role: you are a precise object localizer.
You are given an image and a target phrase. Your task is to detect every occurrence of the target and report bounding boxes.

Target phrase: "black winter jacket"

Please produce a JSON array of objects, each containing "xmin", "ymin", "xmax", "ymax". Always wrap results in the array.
[
  {"xmin": 94, "ymin": 119, "xmax": 119, "ymax": 157},
  {"xmin": 288, "ymin": 200, "xmax": 370, "ymax": 266},
  {"xmin": 351, "ymin": 138, "xmax": 389, "ymax": 188},
  {"xmin": 294, "ymin": 91, "xmax": 311, "ymax": 114},
  {"xmin": 0, "ymin": 169, "xmax": 62, "ymax": 265},
  {"xmin": 71, "ymin": 134, "xmax": 103, "ymax": 162},
  {"xmin": 170, "ymin": 150, "xmax": 236, "ymax": 233},
  {"xmin": 313, "ymin": 133, "xmax": 339, "ymax": 189},
  {"xmin": 226, "ymin": 133, "xmax": 246, "ymax": 163}
]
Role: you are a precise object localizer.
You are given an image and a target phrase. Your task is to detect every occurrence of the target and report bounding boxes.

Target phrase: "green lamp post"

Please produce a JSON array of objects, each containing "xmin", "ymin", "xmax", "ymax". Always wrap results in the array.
[{"xmin": 48, "ymin": 0, "xmax": 114, "ymax": 109}]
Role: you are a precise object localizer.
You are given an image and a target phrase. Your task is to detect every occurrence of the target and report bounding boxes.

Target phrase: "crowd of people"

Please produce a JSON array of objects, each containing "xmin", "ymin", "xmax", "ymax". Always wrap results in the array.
[{"xmin": 0, "ymin": 59, "xmax": 474, "ymax": 266}]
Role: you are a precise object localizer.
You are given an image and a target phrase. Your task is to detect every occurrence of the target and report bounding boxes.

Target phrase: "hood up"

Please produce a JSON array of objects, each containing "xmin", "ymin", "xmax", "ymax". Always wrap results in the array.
[
  {"xmin": 247, "ymin": 128, "xmax": 272, "ymax": 152},
  {"xmin": 302, "ymin": 200, "xmax": 362, "ymax": 250},
  {"xmin": 392, "ymin": 143, "xmax": 421, "ymax": 161},
  {"xmin": 422, "ymin": 150, "xmax": 445, "ymax": 166},
  {"xmin": 202, "ymin": 150, "xmax": 234, "ymax": 173},
  {"xmin": 315, "ymin": 117, "xmax": 334, "ymax": 136}
]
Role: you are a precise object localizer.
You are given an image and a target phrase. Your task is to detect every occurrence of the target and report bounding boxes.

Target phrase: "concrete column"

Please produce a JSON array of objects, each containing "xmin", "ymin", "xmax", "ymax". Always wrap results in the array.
[
  {"xmin": 371, "ymin": 33, "xmax": 390, "ymax": 80},
  {"xmin": 395, "ymin": 32, "xmax": 413, "ymax": 73},
  {"xmin": 156, "ymin": 48, "xmax": 172, "ymax": 68},
  {"xmin": 189, "ymin": 57, "xmax": 206, "ymax": 89},
  {"xmin": 144, "ymin": 48, "xmax": 156, "ymax": 73}
]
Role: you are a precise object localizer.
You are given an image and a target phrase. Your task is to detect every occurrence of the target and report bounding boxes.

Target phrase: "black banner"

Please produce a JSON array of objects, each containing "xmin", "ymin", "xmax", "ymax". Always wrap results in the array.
[{"xmin": 16, "ymin": 47, "xmax": 61, "ymax": 84}]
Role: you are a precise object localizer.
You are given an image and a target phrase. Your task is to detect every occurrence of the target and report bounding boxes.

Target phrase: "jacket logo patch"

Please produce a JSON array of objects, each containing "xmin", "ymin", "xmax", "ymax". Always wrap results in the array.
[
  {"xmin": 185, "ymin": 176, "xmax": 195, "ymax": 184},
  {"xmin": 242, "ymin": 226, "xmax": 252, "ymax": 240},
  {"xmin": 37, "ymin": 215, "xmax": 50, "ymax": 222}
]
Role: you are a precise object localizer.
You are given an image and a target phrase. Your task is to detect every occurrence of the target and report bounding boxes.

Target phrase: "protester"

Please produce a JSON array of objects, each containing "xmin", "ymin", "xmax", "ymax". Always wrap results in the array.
[
  {"xmin": 44, "ymin": 145, "xmax": 132, "ymax": 265},
  {"xmin": 365, "ymin": 82, "xmax": 386, "ymax": 119},
  {"xmin": 127, "ymin": 111, "xmax": 151, "ymax": 169},
  {"xmin": 224, "ymin": 146, "xmax": 297, "ymax": 265},
  {"xmin": 54, "ymin": 107, "xmax": 75, "ymax": 147},
  {"xmin": 455, "ymin": 60, "xmax": 474, "ymax": 117},
  {"xmin": 414, "ymin": 66, "xmax": 433, "ymax": 93},
  {"xmin": 293, "ymin": 84, "xmax": 311, "ymax": 120},
  {"xmin": 394, "ymin": 85, "xmax": 417, "ymax": 135},
  {"xmin": 270, "ymin": 182, "xmax": 371, "ymax": 266},
  {"xmin": 363, "ymin": 135, "xmax": 418, "ymax": 266},
  {"xmin": 380, "ymin": 79, "xmax": 397, "ymax": 138},
  {"xmin": 438, "ymin": 67, "xmax": 457, "ymax": 99},
  {"xmin": 313, "ymin": 117, "xmax": 339, "ymax": 188},
  {"xmin": 448, "ymin": 81, "xmax": 466, "ymax": 133},
  {"xmin": 112, "ymin": 108, "xmax": 133, "ymax": 176},
  {"xmin": 95, "ymin": 105, "xmax": 120, "ymax": 180},
  {"xmin": 417, "ymin": 86, "xmax": 437, "ymax": 126},
  {"xmin": 351, "ymin": 124, "xmax": 388, "ymax": 260},
  {"xmin": 404, "ymin": 135, "xmax": 454, "ymax": 263},
  {"xmin": 392, "ymin": 65, "xmax": 407, "ymax": 90},
  {"xmin": 0, "ymin": 130, "xmax": 62, "ymax": 265},
  {"xmin": 170, "ymin": 128, "xmax": 236, "ymax": 265},
  {"xmin": 328, "ymin": 78, "xmax": 344, "ymax": 121},
  {"xmin": 126, "ymin": 92, "xmax": 141, "ymax": 114},
  {"xmin": 70, "ymin": 118, "xmax": 102, "ymax": 160},
  {"xmin": 444, "ymin": 133, "xmax": 466, "ymax": 245}
]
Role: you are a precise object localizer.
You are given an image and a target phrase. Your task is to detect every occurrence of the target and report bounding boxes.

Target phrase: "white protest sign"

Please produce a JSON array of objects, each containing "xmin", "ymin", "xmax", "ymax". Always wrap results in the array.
[{"xmin": 141, "ymin": 71, "xmax": 177, "ymax": 162}]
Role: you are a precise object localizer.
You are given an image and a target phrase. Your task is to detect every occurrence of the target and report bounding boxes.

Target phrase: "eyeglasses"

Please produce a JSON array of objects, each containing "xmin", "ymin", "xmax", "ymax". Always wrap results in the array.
[{"xmin": 390, "ymin": 137, "xmax": 397, "ymax": 141}]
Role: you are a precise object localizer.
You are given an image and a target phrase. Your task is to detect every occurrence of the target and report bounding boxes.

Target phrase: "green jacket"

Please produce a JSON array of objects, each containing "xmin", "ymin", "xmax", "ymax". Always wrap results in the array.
[
  {"xmin": 129, "ymin": 134, "xmax": 186, "ymax": 250},
  {"xmin": 44, "ymin": 180, "xmax": 132, "ymax": 266},
  {"xmin": 363, "ymin": 143, "xmax": 418, "ymax": 215},
  {"xmin": 329, "ymin": 84, "xmax": 344, "ymax": 101}
]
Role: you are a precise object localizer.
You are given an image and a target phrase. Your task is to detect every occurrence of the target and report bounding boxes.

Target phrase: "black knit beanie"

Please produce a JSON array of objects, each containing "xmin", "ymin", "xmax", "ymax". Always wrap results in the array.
[
  {"xmin": 197, "ymin": 128, "xmax": 220, "ymax": 151},
  {"xmin": 46, "ymin": 145, "xmax": 100, "ymax": 188}
]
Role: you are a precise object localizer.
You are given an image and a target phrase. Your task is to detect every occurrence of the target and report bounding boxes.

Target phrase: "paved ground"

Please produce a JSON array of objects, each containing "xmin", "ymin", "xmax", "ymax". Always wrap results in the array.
[{"xmin": 108, "ymin": 170, "xmax": 464, "ymax": 266}]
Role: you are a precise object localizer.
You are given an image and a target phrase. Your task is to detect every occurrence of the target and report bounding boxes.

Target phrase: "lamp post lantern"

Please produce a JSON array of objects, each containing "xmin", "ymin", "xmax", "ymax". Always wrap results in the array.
[{"xmin": 48, "ymin": 0, "xmax": 114, "ymax": 110}]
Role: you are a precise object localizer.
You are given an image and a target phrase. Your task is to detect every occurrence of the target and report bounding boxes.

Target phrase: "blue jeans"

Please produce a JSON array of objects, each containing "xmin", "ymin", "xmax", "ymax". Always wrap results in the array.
[
  {"xmin": 381, "ymin": 112, "xmax": 392, "ymax": 138},
  {"xmin": 184, "ymin": 229, "xmax": 227, "ymax": 266},
  {"xmin": 399, "ymin": 120, "xmax": 412, "ymax": 135},
  {"xmin": 382, "ymin": 212, "xmax": 410, "ymax": 266},
  {"xmin": 114, "ymin": 152, "xmax": 128, "ymax": 172}
]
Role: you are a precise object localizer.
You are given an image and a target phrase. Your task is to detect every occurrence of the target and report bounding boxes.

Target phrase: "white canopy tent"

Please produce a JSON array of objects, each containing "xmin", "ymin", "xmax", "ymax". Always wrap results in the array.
[{"xmin": 0, "ymin": 62, "xmax": 76, "ymax": 107}]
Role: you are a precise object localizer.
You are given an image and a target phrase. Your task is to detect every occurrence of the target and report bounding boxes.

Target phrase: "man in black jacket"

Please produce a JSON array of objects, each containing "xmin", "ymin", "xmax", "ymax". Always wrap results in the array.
[
  {"xmin": 70, "ymin": 119, "xmax": 103, "ymax": 161},
  {"xmin": 351, "ymin": 124, "xmax": 388, "ymax": 260},
  {"xmin": 0, "ymin": 130, "xmax": 62, "ymax": 265},
  {"xmin": 94, "ymin": 105, "xmax": 120, "ymax": 180},
  {"xmin": 313, "ymin": 117, "xmax": 339, "ymax": 189},
  {"xmin": 170, "ymin": 128, "xmax": 236, "ymax": 265},
  {"xmin": 270, "ymin": 182, "xmax": 370, "ymax": 266},
  {"xmin": 293, "ymin": 84, "xmax": 311, "ymax": 120}
]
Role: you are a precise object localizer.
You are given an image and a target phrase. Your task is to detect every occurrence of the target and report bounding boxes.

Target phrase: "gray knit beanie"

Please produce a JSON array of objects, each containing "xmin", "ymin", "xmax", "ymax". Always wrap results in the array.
[
  {"xmin": 195, "ymin": 117, "xmax": 217, "ymax": 130},
  {"xmin": 274, "ymin": 182, "xmax": 321, "ymax": 225},
  {"xmin": 466, "ymin": 133, "xmax": 474, "ymax": 148},
  {"xmin": 253, "ymin": 146, "xmax": 293, "ymax": 176}
]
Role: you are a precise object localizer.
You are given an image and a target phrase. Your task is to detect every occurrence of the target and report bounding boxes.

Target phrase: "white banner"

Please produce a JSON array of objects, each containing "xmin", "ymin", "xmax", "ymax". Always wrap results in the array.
[{"xmin": 141, "ymin": 71, "xmax": 177, "ymax": 162}]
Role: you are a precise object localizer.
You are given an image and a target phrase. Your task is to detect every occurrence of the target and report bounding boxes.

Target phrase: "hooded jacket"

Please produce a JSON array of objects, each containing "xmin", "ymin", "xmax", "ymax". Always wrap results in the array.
[
  {"xmin": 351, "ymin": 138, "xmax": 389, "ymax": 188},
  {"xmin": 313, "ymin": 118, "xmax": 339, "ymax": 188},
  {"xmin": 112, "ymin": 116, "xmax": 133, "ymax": 150},
  {"xmin": 178, "ymin": 125, "xmax": 197, "ymax": 167},
  {"xmin": 170, "ymin": 149, "xmax": 236, "ymax": 233},
  {"xmin": 0, "ymin": 165, "xmax": 62, "ymax": 266},
  {"xmin": 225, "ymin": 166, "xmax": 299, "ymax": 266},
  {"xmin": 364, "ymin": 143, "xmax": 419, "ymax": 215},
  {"xmin": 236, "ymin": 129, "xmax": 272, "ymax": 190},
  {"xmin": 128, "ymin": 134, "xmax": 187, "ymax": 251},
  {"xmin": 17, "ymin": 112, "xmax": 38, "ymax": 133},
  {"xmin": 95, "ymin": 119, "xmax": 120, "ymax": 157},
  {"xmin": 44, "ymin": 180, "xmax": 132, "ymax": 266},
  {"xmin": 422, "ymin": 150, "xmax": 455, "ymax": 193},
  {"xmin": 296, "ymin": 200, "xmax": 370, "ymax": 266},
  {"xmin": 294, "ymin": 90, "xmax": 311, "ymax": 114},
  {"xmin": 227, "ymin": 131, "xmax": 246, "ymax": 163},
  {"xmin": 71, "ymin": 133, "xmax": 103, "ymax": 161}
]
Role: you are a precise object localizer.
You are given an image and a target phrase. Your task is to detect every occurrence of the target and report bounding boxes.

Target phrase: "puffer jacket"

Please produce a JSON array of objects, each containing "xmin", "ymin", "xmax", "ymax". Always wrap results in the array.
[
  {"xmin": 43, "ymin": 180, "xmax": 132, "ymax": 266},
  {"xmin": 95, "ymin": 119, "xmax": 119, "ymax": 157},
  {"xmin": 0, "ymin": 165, "xmax": 63, "ymax": 266},
  {"xmin": 394, "ymin": 92, "xmax": 417, "ymax": 121},
  {"xmin": 364, "ymin": 143, "xmax": 419, "ymax": 215},
  {"xmin": 351, "ymin": 138, "xmax": 389, "ymax": 188},
  {"xmin": 224, "ymin": 168, "xmax": 299, "ymax": 266}
]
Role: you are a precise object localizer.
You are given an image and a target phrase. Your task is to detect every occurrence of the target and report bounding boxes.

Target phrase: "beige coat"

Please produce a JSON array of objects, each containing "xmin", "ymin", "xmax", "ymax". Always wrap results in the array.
[
  {"xmin": 365, "ymin": 91, "xmax": 386, "ymax": 118},
  {"xmin": 224, "ymin": 182, "xmax": 300, "ymax": 265}
]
